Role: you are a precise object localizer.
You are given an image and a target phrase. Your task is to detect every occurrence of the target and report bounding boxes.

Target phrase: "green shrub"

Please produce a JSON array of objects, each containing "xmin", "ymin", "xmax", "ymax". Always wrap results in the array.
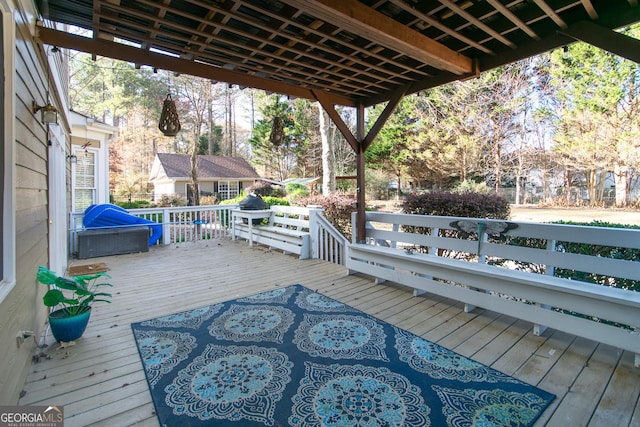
[
  {"xmin": 452, "ymin": 180, "xmax": 493, "ymax": 195},
  {"xmin": 402, "ymin": 191, "xmax": 510, "ymax": 218},
  {"xmin": 199, "ymin": 195, "xmax": 218, "ymax": 206},
  {"xmin": 401, "ymin": 191, "xmax": 510, "ymax": 256},
  {"xmin": 246, "ymin": 181, "xmax": 280, "ymax": 197},
  {"xmin": 286, "ymin": 183, "xmax": 309, "ymax": 200},
  {"xmin": 295, "ymin": 194, "xmax": 356, "ymax": 241},
  {"xmin": 157, "ymin": 194, "xmax": 187, "ymax": 207},
  {"xmin": 219, "ymin": 194, "xmax": 245, "ymax": 206},
  {"xmin": 114, "ymin": 200, "xmax": 152, "ymax": 209},
  {"xmin": 263, "ymin": 196, "xmax": 290, "ymax": 207},
  {"xmin": 270, "ymin": 186, "xmax": 286, "ymax": 198},
  {"xmin": 337, "ymin": 176, "xmax": 357, "ymax": 194}
]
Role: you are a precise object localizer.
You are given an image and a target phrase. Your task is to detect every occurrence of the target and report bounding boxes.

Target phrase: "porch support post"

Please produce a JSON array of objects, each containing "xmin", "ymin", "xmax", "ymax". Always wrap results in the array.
[
  {"xmin": 355, "ymin": 102, "xmax": 366, "ymax": 243},
  {"xmin": 312, "ymin": 87, "xmax": 407, "ymax": 242}
]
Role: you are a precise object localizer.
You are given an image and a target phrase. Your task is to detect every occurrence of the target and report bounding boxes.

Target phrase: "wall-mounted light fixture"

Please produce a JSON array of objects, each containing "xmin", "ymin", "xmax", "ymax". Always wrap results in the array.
[
  {"xmin": 32, "ymin": 101, "xmax": 59, "ymax": 125},
  {"xmin": 67, "ymin": 154, "xmax": 77, "ymax": 164}
]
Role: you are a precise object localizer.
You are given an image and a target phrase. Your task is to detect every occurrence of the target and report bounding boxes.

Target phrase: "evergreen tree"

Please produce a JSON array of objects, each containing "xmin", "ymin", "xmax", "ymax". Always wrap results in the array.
[{"xmin": 549, "ymin": 26, "xmax": 640, "ymax": 206}]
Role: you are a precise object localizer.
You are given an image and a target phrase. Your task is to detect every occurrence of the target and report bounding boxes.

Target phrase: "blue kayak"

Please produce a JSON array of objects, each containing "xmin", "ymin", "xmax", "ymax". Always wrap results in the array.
[{"xmin": 83, "ymin": 204, "xmax": 162, "ymax": 246}]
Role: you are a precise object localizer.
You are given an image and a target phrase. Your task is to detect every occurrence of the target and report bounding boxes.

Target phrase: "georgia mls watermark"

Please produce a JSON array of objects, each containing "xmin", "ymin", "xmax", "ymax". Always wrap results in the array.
[{"xmin": 0, "ymin": 405, "xmax": 63, "ymax": 427}]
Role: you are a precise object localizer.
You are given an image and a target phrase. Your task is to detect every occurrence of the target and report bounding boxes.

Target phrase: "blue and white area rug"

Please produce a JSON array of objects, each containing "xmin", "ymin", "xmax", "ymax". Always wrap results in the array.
[{"xmin": 131, "ymin": 284, "xmax": 554, "ymax": 426}]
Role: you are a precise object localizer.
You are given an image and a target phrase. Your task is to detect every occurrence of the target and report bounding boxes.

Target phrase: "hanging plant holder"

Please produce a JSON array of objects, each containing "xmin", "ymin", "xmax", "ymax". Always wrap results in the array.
[
  {"xmin": 158, "ymin": 93, "xmax": 181, "ymax": 136},
  {"xmin": 270, "ymin": 116, "xmax": 285, "ymax": 147}
]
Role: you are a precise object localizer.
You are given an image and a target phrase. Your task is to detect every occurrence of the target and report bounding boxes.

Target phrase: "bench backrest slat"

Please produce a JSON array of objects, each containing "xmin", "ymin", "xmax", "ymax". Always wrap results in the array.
[
  {"xmin": 268, "ymin": 206, "xmax": 311, "ymax": 231},
  {"xmin": 362, "ymin": 212, "xmax": 640, "ymax": 283}
]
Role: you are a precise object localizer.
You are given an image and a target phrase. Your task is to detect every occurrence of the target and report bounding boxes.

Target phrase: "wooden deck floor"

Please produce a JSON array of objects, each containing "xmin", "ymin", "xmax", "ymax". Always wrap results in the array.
[{"xmin": 19, "ymin": 238, "xmax": 640, "ymax": 426}]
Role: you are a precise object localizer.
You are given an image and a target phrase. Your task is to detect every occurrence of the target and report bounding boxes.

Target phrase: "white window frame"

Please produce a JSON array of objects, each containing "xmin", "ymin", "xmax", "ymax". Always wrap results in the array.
[
  {"xmin": 218, "ymin": 180, "xmax": 239, "ymax": 200},
  {"xmin": 72, "ymin": 147, "xmax": 98, "ymax": 212}
]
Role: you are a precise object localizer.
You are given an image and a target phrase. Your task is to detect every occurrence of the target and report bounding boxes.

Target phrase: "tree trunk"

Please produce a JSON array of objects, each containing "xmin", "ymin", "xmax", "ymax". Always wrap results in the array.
[
  {"xmin": 493, "ymin": 141, "xmax": 501, "ymax": 192},
  {"xmin": 318, "ymin": 103, "xmax": 335, "ymax": 195},
  {"xmin": 190, "ymin": 148, "xmax": 200, "ymax": 207},
  {"xmin": 597, "ymin": 170, "xmax": 607, "ymax": 204},
  {"xmin": 586, "ymin": 169, "xmax": 597, "ymax": 205},
  {"xmin": 614, "ymin": 164, "xmax": 628, "ymax": 207},
  {"xmin": 225, "ymin": 87, "xmax": 232, "ymax": 156},
  {"xmin": 565, "ymin": 169, "xmax": 572, "ymax": 205},
  {"xmin": 208, "ymin": 83, "xmax": 214, "ymax": 155}
]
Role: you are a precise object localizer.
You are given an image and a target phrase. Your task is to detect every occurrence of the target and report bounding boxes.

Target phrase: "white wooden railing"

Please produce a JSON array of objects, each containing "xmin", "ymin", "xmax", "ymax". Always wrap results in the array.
[
  {"xmin": 130, "ymin": 205, "xmax": 236, "ymax": 245},
  {"xmin": 69, "ymin": 205, "xmax": 237, "ymax": 255},
  {"xmin": 346, "ymin": 211, "xmax": 640, "ymax": 366},
  {"xmin": 69, "ymin": 204, "xmax": 347, "ymax": 265}
]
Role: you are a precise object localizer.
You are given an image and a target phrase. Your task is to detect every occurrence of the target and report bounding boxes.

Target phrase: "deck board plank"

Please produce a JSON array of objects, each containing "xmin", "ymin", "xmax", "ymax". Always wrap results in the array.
[
  {"xmin": 535, "ymin": 337, "xmax": 601, "ymax": 425},
  {"xmin": 549, "ymin": 343, "xmax": 621, "ymax": 425},
  {"xmin": 590, "ymin": 351, "xmax": 640, "ymax": 426},
  {"xmin": 17, "ymin": 239, "xmax": 640, "ymax": 426},
  {"xmin": 452, "ymin": 314, "xmax": 518, "ymax": 358}
]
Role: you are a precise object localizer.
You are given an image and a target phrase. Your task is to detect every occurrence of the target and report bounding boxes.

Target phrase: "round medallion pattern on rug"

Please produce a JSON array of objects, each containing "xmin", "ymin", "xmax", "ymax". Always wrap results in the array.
[
  {"xmin": 432, "ymin": 385, "xmax": 550, "ymax": 427},
  {"xmin": 208, "ymin": 304, "xmax": 294, "ymax": 343},
  {"xmin": 165, "ymin": 344, "xmax": 292, "ymax": 425},
  {"xmin": 295, "ymin": 287, "xmax": 357, "ymax": 312},
  {"xmin": 289, "ymin": 362, "xmax": 430, "ymax": 427},
  {"xmin": 394, "ymin": 328, "xmax": 520, "ymax": 383},
  {"xmin": 134, "ymin": 330, "xmax": 197, "ymax": 388},
  {"xmin": 237, "ymin": 286, "xmax": 295, "ymax": 304},
  {"xmin": 294, "ymin": 314, "xmax": 388, "ymax": 361},
  {"xmin": 139, "ymin": 305, "xmax": 222, "ymax": 329}
]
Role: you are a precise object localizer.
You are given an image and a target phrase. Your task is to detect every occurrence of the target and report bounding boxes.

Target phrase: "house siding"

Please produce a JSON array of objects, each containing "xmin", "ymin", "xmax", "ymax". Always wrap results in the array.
[
  {"xmin": 199, "ymin": 181, "xmax": 214, "ymax": 194},
  {"xmin": 0, "ymin": 1, "xmax": 57, "ymax": 404}
]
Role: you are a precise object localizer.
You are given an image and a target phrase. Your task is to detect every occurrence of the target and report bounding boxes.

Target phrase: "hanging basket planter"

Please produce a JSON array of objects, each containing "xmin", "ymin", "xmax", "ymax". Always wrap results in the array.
[
  {"xmin": 269, "ymin": 116, "xmax": 284, "ymax": 146},
  {"xmin": 158, "ymin": 93, "xmax": 181, "ymax": 136}
]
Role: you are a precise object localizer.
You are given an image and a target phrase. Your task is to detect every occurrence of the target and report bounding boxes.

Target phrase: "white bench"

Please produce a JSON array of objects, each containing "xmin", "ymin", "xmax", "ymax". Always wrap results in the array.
[
  {"xmin": 346, "ymin": 212, "xmax": 640, "ymax": 366},
  {"xmin": 232, "ymin": 205, "xmax": 313, "ymax": 259}
]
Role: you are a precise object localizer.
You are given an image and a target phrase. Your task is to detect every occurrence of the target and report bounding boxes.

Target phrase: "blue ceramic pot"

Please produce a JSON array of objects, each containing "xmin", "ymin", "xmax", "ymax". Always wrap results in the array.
[{"xmin": 48, "ymin": 307, "xmax": 92, "ymax": 342}]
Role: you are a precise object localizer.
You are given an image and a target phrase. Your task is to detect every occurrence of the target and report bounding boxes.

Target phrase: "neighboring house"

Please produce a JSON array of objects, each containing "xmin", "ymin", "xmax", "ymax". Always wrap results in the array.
[
  {"xmin": 69, "ymin": 111, "xmax": 116, "ymax": 212},
  {"xmin": 149, "ymin": 153, "xmax": 261, "ymax": 202}
]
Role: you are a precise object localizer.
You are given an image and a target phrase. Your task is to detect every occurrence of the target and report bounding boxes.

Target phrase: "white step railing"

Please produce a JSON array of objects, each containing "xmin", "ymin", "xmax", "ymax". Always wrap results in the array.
[{"xmin": 310, "ymin": 209, "xmax": 348, "ymax": 265}]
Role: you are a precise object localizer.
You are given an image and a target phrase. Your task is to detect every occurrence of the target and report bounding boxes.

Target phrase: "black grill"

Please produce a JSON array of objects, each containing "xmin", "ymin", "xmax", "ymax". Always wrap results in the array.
[{"xmin": 238, "ymin": 194, "xmax": 268, "ymax": 224}]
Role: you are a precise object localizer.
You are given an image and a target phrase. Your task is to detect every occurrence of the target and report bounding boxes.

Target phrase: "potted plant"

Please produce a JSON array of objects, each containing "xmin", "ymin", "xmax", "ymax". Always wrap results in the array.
[{"xmin": 37, "ymin": 266, "xmax": 112, "ymax": 342}]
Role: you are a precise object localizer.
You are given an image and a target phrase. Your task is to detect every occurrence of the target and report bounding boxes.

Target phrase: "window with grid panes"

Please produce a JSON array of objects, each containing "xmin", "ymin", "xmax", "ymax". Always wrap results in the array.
[
  {"xmin": 218, "ymin": 180, "xmax": 239, "ymax": 200},
  {"xmin": 73, "ymin": 150, "xmax": 96, "ymax": 212}
]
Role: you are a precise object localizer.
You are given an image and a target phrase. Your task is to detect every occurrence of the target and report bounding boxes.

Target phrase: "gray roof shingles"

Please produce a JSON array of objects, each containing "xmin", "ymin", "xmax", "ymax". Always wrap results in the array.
[{"xmin": 156, "ymin": 153, "xmax": 260, "ymax": 180}]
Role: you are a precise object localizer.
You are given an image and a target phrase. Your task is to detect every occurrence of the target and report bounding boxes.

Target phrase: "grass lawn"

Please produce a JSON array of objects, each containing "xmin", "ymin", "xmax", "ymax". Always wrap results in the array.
[
  {"xmin": 371, "ymin": 200, "xmax": 640, "ymax": 226},
  {"xmin": 510, "ymin": 205, "xmax": 640, "ymax": 226}
]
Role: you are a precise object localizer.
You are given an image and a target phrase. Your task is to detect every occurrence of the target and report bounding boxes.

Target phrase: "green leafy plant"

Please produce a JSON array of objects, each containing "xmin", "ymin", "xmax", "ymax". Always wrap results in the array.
[
  {"xmin": 37, "ymin": 266, "xmax": 113, "ymax": 317},
  {"xmin": 285, "ymin": 183, "xmax": 309, "ymax": 200}
]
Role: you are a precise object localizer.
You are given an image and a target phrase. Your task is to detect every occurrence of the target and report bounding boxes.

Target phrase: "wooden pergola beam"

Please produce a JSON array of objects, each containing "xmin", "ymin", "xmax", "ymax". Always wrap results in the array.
[
  {"xmin": 280, "ymin": 0, "xmax": 473, "ymax": 75},
  {"xmin": 36, "ymin": 25, "xmax": 357, "ymax": 108},
  {"xmin": 559, "ymin": 21, "xmax": 640, "ymax": 65},
  {"xmin": 363, "ymin": 85, "xmax": 409, "ymax": 151}
]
